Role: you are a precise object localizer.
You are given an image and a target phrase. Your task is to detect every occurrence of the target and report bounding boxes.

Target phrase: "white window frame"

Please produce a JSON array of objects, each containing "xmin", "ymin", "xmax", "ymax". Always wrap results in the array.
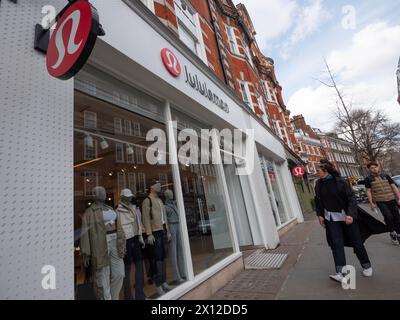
[
  {"xmin": 124, "ymin": 119, "xmax": 132, "ymax": 136},
  {"xmin": 239, "ymin": 81, "xmax": 253, "ymax": 111},
  {"xmin": 84, "ymin": 139, "xmax": 98, "ymax": 161},
  {"xmin": 114, "ymin": 118, "xmax": 122, "ymax": 134},
  {"xmin": 84, "ymin": 171, "xmax": 98, "ymax": 197},
  {"xmin": 263, "ymin": 81, "xmax": 274, "ymax": 103},
  {"xmin": 136, "ymin": 147, "xmax": 144, "ymax": 164},
  {"xmin": 127, "ymin": 172, "xmax": 137, "ymax": 195},
  {"xmin": 84, "ymin": 111, "xmax": 97, "ymax": 129},
  {"xmin": 174, "ymin": 1, "xmax": 208, "ymax": 64},
  {"xmin": 242, "ymin": 38, "xmax": 254, "ymax": 68},
  {"xmin": 116, "ymin": 143, "xmax": 124, "ymax": 163},
  {"xmin": 126, "ymin": 146, "xmax": 135, "ymax": 164},
  {"xmin": 117, "ymin": 172, "xmax": 126, "ymax": 196},
  {"xmin": 257, "ymin": 95, "xmax": 269, "ymax": 124},
  {"xmin": 226, "ymin": 25, "xmax": 239, "ymax": 54},
  {"xmin": 138, "ymin": 172, "xmax": 146, "ymax": 193},
  {"xmin": 133, "ymin": 122, "xmax": 141, "ymax": 137}
]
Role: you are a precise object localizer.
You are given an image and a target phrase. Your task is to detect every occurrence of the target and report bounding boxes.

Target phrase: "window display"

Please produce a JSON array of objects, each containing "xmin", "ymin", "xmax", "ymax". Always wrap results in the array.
[{"xmin": 74, "ymin": 91, "xmax": 183, "ymax": 299}]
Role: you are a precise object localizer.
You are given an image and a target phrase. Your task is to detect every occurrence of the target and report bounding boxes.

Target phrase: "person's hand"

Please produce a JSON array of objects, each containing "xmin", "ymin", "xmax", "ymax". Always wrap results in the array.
[
  {"xmin": 370, "ymin": 202, "xmax": 377, "ymax": 210},
  {"xmin": 345, "ymin": 216, "xmax": 354, "ymax": 225},
  {"xmin": 139, "ymin": 235, "xmax": 145, "ymax": 249},
  {"xmin": 147, "ymin": 234, "xmax": 155, "ymax": 245},
  {"xmin": 167, "ymin": 232, "xmax": 172, "ymax": 243},
  {"xmin": 318, "ymin": 216, "xmax": 325, "ymax": 228}
]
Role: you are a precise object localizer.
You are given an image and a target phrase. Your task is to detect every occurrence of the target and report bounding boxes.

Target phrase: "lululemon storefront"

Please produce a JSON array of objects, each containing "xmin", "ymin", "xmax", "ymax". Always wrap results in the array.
[{"xmin": 0, "ymin": 0, "xmax": 303, "ymax": 300}]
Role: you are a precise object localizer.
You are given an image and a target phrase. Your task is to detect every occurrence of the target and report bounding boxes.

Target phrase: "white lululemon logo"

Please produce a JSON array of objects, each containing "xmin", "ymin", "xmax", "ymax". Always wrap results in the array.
[
  {"xmin": 293, "ymin": 167, "xmax": 303, "ymax": 175},
  {"xmin": 51, "ymin": 10, "xmax": 84, "ymax": 69},
  {"xmin": 165, "ymin": 50, "xmax": 179, "ymax": 75},
  {"xmin": 161, "ymin": 48, "xmax": 181, "ymax": 77}
]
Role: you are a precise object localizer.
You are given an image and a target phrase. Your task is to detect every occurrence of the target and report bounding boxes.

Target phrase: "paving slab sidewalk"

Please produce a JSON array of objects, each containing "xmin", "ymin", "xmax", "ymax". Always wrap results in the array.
[{"xmin": 210, "ymin": 209, "xmax": 400, "ymax": 300}]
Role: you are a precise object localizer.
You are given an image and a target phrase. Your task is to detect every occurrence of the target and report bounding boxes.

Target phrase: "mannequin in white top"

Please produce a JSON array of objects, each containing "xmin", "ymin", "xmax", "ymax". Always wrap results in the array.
[
  {"xmin": 117, "ymin": 189, "xmax": 146, "ymax": 300},
  {"xmin": 80, "ymin": 186, "xmax": 125, "ymax": 300}
]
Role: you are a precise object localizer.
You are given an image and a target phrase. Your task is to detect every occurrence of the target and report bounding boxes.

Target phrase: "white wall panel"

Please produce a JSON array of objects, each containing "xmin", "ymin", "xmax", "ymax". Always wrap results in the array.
[{"xmin": 0, "ymin": 0, "xmax": 74, "ymax": 299}]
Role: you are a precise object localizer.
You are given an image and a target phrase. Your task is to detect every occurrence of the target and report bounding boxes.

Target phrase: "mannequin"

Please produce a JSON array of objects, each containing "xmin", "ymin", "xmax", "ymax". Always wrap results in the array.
[
  {"xmin": 80, "ymin": 186, "xmax": 126, "ymax": 300},
  {"xmin": 142, "ymin": 180, "xmax": 172, "ymax": 296},
  {"xmin": 164, "ymin": 190, "xmax": 185, "ymax": 284},
  {"xmin": 117, "ymin": 189, "xmax": 146, "ymax": 300}
]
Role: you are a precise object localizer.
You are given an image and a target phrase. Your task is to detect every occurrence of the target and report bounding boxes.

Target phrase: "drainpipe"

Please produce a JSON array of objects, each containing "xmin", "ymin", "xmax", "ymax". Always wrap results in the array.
[{"xmin": 206, "ymin": 0, "xmax": 230, "ymax": 87}]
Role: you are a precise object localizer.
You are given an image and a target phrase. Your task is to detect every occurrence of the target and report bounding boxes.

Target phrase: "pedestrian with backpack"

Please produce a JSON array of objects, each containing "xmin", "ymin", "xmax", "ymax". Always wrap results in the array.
[{"xmin": 365, "ymin": 161, "xmax": 400, "ymax": 245}]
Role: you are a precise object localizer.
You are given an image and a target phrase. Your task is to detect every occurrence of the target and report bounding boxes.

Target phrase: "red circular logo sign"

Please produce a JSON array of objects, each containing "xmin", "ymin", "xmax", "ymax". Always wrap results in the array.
[
  {"xmin": 46, "ymin": 0, "xmax": 99, "ymax": 80},
  {"xmin": 161, "ymin": 48, "xmax": 181, "ymax": 77},
  {"xmin": 292, "ymin": 166, "xmax": 305, "ymax": 177}
]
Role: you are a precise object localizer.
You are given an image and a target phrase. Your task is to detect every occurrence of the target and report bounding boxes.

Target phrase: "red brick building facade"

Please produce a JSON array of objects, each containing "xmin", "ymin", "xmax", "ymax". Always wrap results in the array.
[{"xmin": 140, "ymin": 0, "xmax": 299, "ymax": 155}]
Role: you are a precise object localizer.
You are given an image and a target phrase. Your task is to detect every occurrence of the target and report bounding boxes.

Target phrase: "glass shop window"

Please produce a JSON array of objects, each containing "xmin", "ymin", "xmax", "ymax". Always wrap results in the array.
[{"xmin": 74, "ymin": 91, "xmax": 186, "ymax": 300}]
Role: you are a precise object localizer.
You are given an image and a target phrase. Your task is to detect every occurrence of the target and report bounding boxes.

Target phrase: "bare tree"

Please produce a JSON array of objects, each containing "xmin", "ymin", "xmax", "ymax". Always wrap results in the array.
[
  {"xmin": 350, "ymin": 109, "xmax": 400, "ymax": 161},
  {"xmin": 318, "ymin": 60, "xmax": 364, "ymax": 169},
  {"xmin": 319, "ymin": 60, "xmax": 400, "ymax": 172}
]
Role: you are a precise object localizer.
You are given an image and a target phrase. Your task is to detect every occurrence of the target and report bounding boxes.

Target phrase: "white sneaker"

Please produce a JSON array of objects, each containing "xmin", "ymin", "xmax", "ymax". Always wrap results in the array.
[
  {"xmin": 329, "ymin": 273, "xmax": 344, "ymax": 283},
  {"xmin": 390, "ymin": 232, "xmax": 399, "ymax": 245},
  {"xmin": 156, "ymin": 286, "xmax": 165, "ymax": 296},
  {"xmin": 162, "ymin": 282, "xmax": 171, "ymax": 291},
  {"xmin": 362, "ymin": 267, "xmax": 373, "ymax": 277}
]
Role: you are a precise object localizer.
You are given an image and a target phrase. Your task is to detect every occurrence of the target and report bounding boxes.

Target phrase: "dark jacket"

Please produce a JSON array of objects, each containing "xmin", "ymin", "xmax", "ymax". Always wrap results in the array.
[
  {"xmin": 327, "ymin": 206, "xmax": 389, "ymax": 248},
  {"xmin": 315, "ymin": 176, "xmax": 388, "ymax": 247},
  {"xmin": 315, "ymin": 175, "xmax": 358, "ymax": 218}
]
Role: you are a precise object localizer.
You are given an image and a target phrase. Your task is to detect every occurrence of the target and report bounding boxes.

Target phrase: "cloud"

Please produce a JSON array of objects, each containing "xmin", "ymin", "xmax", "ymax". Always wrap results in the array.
[
  {"xmin": 280, "ymin": 0, "xmax": 332, "ymax": 59},
  {"xmin": 327, "ymin": 22, "xmax": 400, "ymax": 80},
  {"xmin": 287, "ymin": 21, "xmax": 400, "ymax": 132},
  {"xmin": 234, "ymin": 0, "xmax": 330, "ymax": 58},
  {"xmin": 232, "ymin": 0, "xmax": 298, "ymax": 51}
]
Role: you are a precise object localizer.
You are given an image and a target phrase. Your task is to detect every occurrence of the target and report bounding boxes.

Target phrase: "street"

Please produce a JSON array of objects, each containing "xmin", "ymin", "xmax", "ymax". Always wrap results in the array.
[{"xmin": 210, "ymin": 205, "xmax": 400, "ymax": 300}]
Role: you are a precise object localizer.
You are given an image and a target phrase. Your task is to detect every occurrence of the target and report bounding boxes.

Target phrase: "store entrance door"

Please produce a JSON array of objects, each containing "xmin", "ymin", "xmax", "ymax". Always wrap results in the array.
[{"xmin": 223, "ymin": 163, "xmax": 253, "ymax": 247}]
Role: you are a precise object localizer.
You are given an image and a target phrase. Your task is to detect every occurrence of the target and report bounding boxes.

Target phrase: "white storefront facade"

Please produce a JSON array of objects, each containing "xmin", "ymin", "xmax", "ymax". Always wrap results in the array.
[{"xmin": 0, "ymin": 0, "xmax": 303, "ymax": 300}]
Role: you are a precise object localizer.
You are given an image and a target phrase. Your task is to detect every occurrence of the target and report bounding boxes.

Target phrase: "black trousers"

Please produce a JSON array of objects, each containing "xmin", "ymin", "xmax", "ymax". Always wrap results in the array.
[
  {"xmin": 377, "ymin": 200, "xmax": 400, "ymax": 234},
  {"xmin": 325, "ymin": 219, "xmax": 371, "ymax": 273}
]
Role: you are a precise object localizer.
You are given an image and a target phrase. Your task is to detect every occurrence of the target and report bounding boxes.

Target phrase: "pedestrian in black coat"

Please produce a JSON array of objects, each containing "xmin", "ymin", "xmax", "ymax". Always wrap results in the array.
[{"xmin": 315, "ymin": 160, "xmax": 373, "ymax": 282}]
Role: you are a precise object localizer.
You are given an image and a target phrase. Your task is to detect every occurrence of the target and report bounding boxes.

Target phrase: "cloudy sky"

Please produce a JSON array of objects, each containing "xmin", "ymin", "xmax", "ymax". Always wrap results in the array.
[{"xmin": 233, "ymin": 0, "xmax": 400, "ymax": 131}]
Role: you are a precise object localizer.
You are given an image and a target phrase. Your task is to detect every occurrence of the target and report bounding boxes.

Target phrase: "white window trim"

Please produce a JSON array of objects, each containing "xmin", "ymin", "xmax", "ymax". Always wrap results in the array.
[
  {"xmin": 263, "ymin": 81, "xmax": 274, "ymax": 103},
  {"xmin": 116, "ymin": 143, "xmax": 124, "ymax": 163},
  {"xmin": 174, "ymin": 1, "xmax": 207, "ymax": 64},
  {"xmin": 84, "ymin": 172, "xmax": 98, "ymax": 197},
  {"xmin": 226, "ymin": 25, "xmax": 239, "ymax": 54},
  {"xmin": 127, "ymin": 172, "xmax": 137, "ymax": 195},
  {"xmin": 242, "ymin": 38, "xmax": 254, "ymax": 68},
  {"xmin": 84, "ymin": 139, "xmax": 98, "ymax": 161},
  {"xmin": 114, "ymin": 118, "xmax": 122, "ymax": 134},
  {"xmin": 239, "ymin": 81, "xmax": 254, "ymax": 111},
  {"xmin": 84, "ymin": 111, "xmax": 97, "ymax": 129}
]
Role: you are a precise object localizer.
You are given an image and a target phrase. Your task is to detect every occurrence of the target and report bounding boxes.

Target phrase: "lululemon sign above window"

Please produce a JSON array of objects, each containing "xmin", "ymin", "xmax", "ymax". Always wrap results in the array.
[
  {"xmin": 292, "ymin": 166, "xmax": 305, "ymax": 178},
  {"xmin": 161, "ymin": 48, "xmax": 182, "ymax": 77},
  {"xmin": 46, "ymin": 0, "xmax": 100, "ymax": 80},
  {"xmin": 161, "ymin": 48, "xmax": 229, "ymax": 113}
]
